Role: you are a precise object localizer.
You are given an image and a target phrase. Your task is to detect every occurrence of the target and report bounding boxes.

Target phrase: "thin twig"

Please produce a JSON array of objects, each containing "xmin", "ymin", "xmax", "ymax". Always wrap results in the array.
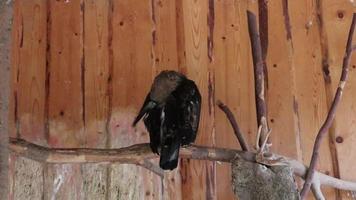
[
  {"xmin": 247, "ymin": 11, "xmax": 269, "ymax": 147},
  {"xmin": 300, "ymin": 13, "xmax": 356, "ymax": 199},
  {"xmin": 217, "ymin": 100, "xmax": 250, "ymax": 151},
  {"xmin": 9, "ymin": 138, "xmax": 356, "ymax": 192}
]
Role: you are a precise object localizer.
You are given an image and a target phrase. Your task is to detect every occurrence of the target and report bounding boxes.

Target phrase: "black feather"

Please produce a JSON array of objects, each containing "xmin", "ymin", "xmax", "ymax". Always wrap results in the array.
[
  {"xmin": 133, "ymin": 72, "xmax": 201, "ymax": 170},
  {"xmin": 143, "ymin": 107, "xmax": 161, "ymax": 154},
  {"xmin": 172, "ymin": 79, "xmax": 201, "ymax": 145},
  {"xmin": 158, "ymin": 96, "xmax": 181, "ymax": 170}
]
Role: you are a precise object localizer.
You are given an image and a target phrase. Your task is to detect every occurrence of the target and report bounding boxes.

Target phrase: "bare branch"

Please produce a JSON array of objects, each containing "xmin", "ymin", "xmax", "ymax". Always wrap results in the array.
[
  {"xmin": 247, "ymin": 11, "xmax": 269, "ymax": 147},
  {"xmin": 300, "ymin": 13, "xmax": 356, "ymax": 199},
  {"xmin": 9, "ymin": 138, "xmax": 356, "ymax": 192},
  {"xmin": 311, "ymin": 180, "xmax": 325, "ymax": 200},
  {"xmin": 217, "ymin": 100, "xmax": 250, "ymax": 151},
  {"xmin": 139, "ymin": 159, "xmax": 164, "ymax": 178}
]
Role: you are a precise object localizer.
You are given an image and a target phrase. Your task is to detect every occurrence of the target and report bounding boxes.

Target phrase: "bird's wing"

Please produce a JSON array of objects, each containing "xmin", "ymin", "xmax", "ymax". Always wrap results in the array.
[
  {"xmin": 159, "ymin": 96, "xmax": 181, "ymax": 170},
  {"xmin": 173, "ymin": 79, "xmax": 202, "ymax": 145},
  {"xmin": 144, "ymin": 106, "xmax": 161, "ymax": 154}
]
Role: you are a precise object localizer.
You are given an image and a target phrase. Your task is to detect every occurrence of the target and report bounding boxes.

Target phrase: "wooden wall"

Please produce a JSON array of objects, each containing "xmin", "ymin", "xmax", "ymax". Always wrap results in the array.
[{"xmin": 8, "ymin": 0, "xmax": 356, "ymax": 199}]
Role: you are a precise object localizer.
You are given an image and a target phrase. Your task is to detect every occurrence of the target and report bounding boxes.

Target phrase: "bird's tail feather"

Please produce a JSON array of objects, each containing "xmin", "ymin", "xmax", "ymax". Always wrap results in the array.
[
  {"xmin": 159, "ymin": 138, "xmax": 181, "ymax": 170},
  {"xmin": 132, "ymin": 95, "xmax": 156, "ymax": 127}
]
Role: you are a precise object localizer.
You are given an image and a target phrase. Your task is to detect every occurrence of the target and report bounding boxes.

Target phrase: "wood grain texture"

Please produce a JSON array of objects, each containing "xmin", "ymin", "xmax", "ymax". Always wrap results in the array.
[
  {"xmin": 320, "ymin": 1, "xmax": 356, "ymax": 199},
  {"xmin": 9, "ymin": 0, "xmax": 20, "ymax": 139},
  {"xmin": 288, "ymin": 1, "xmax": 337, "ymax": 199},
  {"xmin": 151, "ymin": 0, "xmax": 183, "ymax": 198},
  {"xmin": 214, "ymin": 1, "xmax": 257, "ymax": 199},
  {"xmin": 45, "ymin": 0, "xmax": 85, "ymax": 199},
  {"xmin": 109, "ymin": 0, "xmax": 162, "ymax": 199},
  {"xmin": 8, "ymin": 0, "xmax": 356, "ymax": 199},
  {"xmin": 9, "ymin": 0, "xmax": 47, "ymax": 145},
  {"xmin": 8, "ymin": 1, "xmax": 47, "ymax": 199},
  {"xmin": 264, "ymin": 0, "xmax": 300, "ymax": 159},
  {"xmin": 48, "ymin": 0, "xmax": 84, "ymax": 148},
  {"xmin": 178, "ymin": 0, "xmax": 216, "ymax": 199},
  {"xmin": 13, "ymin": 157, "xmax": 44, "ymax": 200},
  {"xmin": 83, "ymin": 0, "xmax": 110, "ymax": 148},
  {"xmin": 81, "ymin": 0, "xmax": 110, "ymax": 198},
  {"xmin": 44, "ymin": 164, "xmax": 84, "ymax": 200}
]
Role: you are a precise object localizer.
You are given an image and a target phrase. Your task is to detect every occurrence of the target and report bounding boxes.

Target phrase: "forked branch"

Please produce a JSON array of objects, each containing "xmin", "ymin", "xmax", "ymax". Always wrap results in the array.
[
  {"xmin": 300, "ymin": 13, "xmax": 356, "ymax": 199},
  {"xmin": 247, "ymin": 11, "xmax": 269, "ymax": 148}
]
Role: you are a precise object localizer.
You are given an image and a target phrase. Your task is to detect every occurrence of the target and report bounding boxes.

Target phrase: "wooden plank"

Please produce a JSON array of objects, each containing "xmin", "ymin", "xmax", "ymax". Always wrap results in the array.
[
  {"xmin": 81, "ymin": 164, "xmax": 108, "ymax": 200},
  {"xmin": 9, "ymin": 0, "xmax": 21, "ymax": 139},
  {"xmin": 264, "ymin": 0, "xmax": 301, "ymax": 160},
  {"xmin": 9, "ymin": 0, "xmax": 47, "ymax": 145},
  {"xmin": 152, "ymin": 0, "xmax": 179, "ymax": 72},
  {"xmin": 8, "ymin": 1, "xmax": 48, "ymax": 199},
  {"xmin": 81, "ymin": 1, "xmax": 110, "ymax": 199},
  {"xmin": 289, "ymin": 0, "xmax": 338, "ymax": 199},
  {"xmin": 213, "ymin": 1, "xmax": 257, "ymax": 199},
  {"xmin": 320, "ymin": 1, "xmax": 356, "ymax": 199},
  {"xmin": 13, "ymin": 157, "xmax": 44, "ymax": 200},
  {"xmin": 8, "ymin": 154, "xmax": 15, "ymax": 200},
  {"xmin": 44, "ymin": 164, "xmax": 84, "ymax": 200},
  {"xmin": 47, "ymin": 0, "xmax": 84, "ymax": 148},
  {"xmin": 151, "ymin": 0, "xmax": 183, "ymax": 199},
  {"xmin": 178, "ymin": 0, "xmax": 216, "ymax": 199},
  {"xmin": 45, "ymin": 0, "xmax": 85, "ymax": 199},
  {"xmin": 109, "ymin": 0, "xmax": 162, "ymax": 199},
  {"xmin": 83, "ymin": 0, "xmax": 110, "ymax": 148}
]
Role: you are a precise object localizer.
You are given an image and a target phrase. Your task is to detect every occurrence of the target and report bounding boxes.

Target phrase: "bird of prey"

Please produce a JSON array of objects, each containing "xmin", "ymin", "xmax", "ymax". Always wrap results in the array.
[{"xmin": 132, "ymin": 70, "xmax": 201, "ymax": 170}]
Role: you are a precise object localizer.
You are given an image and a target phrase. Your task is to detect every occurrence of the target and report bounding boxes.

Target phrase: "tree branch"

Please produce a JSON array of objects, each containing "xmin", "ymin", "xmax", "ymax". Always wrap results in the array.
[
  {"xmin": 217, "ymin": 100, "xmax": 250, "ymax": 151},
  {"xmin": 247, "ymin": 11, "xmax": 269, "ymax": 147},
  {"xmin": 311, "ymin": 180, "xmax": 325, "ymax": 200},
  {"xmin": 9, "ymin": 138, "xmax": 356, "ymax": 192},
  {"xmin": 139, "ymin": 159, "xmax": 164, "ymax": 178},
  {"xmin": 300, "ymin": 13, "xmax": 356, "ymax": 199}
]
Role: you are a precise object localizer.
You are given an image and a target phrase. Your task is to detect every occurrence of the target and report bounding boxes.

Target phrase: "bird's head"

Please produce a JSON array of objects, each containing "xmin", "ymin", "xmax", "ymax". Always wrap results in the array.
[{"xmin": 150, "ymin": 70, "xmax": 186, "ymax": 103}]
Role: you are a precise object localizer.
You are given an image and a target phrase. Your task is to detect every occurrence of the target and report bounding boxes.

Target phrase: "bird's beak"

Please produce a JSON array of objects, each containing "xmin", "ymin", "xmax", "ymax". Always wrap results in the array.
[{"xmin": 132, "ymin": 101, "xmax": 156, "ymax": 127}]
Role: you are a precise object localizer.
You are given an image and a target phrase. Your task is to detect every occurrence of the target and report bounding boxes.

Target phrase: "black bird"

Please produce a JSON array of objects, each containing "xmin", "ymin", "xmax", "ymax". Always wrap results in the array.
[{"xmin": 132, "ymin": 70, "xmax": 201, "ymax": 170}]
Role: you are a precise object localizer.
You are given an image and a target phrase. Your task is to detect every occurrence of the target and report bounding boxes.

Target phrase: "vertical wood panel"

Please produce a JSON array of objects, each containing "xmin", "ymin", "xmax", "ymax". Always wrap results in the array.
[
  {"xmin": 288, "ymin": 1, "xmax": 337, "ymax": 199},
  {"xmin": 45, "ymin": 0, "xmax": 85, "ymax": 199},
  {"xmin": 9, "ymin": 1, "xmax": 47, "ymax": 199},
  {"xmin": 214, "ymin": 1, "xmax": 257, "ymax": 199},
  {"xmin": 81, "ymin": 0, "xmax": 110, "ymax": 198},
  {"xmin": 44, "ymin": 164, "xmax": 84, "ymax": 200},
  {"xmin": 9, "ymin": 0, "xmax": 47, "ymax": 145},
  {"xmin": 13, "ymin": 158, "xmax": 44, "ymax": 200},
  {"xmin": 109, "ymin": 0, "xmax": 162, "ymax": 199},
  {"xmin": 265, "ymin": 0, "xmax": 300, "ymax": 159},
  {"xmin": 9, "ymin": 0, "xmax": 21, "ymax": 139},
  {"xmin": 9, "ymin": 1, "xmax": 356, "ymax": 199},
  {"xmin": 48, "ymin": 0, "xmax": 84, "ymax": 148},
  {"xmin": 179, "ymin": 0, "xmax": 216, "ymax": 199},
  {"xmin": 321, "ymin": 1, "xmax": 356, "ymax": 199},
  {"xmin": 83, "ymin": 0, "xmax": 110, "ymax": 148},
  {"xmin": 151, "ymin": 0, "xmax": 183, "ymax": 199}
]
